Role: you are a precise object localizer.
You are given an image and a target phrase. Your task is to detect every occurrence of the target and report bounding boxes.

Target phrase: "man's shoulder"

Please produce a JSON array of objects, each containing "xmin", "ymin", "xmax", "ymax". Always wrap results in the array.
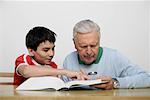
[
  {"xmin": 64, "ymin": 51, "xmax": 78, "ymax": 62},
  {"xmin": 102, "ymin": 47, "xmax": 118, "ymax": 53},
  {"xmin": 66, "ymin": 51, "xmax": 77, "ymax": 57},
  {"xmin": 102, "ymin": 47, "xmax": 126, "ymax": 60}
]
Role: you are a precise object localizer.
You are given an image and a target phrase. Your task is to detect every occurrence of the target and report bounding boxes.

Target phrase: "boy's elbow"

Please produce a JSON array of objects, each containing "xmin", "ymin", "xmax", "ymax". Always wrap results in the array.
[{"xmin": 19, "ymin": 66, "xmax": 32, "ymax": 78}]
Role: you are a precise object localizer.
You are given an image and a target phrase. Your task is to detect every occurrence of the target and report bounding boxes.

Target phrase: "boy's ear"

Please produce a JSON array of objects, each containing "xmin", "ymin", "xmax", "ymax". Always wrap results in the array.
[{"xmin": 28, "ymin": 48, "xmax": 35, "ymax": 56}]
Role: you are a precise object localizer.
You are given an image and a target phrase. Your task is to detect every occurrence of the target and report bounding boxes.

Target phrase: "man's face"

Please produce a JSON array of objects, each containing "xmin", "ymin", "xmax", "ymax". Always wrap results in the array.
[
  {"xmin": 74, "ymin": 31, "xmax": 100, "ymax": 64},
  {"xmin": 29, "ymin": 41, "xmax": 55, "ymax": 65}
]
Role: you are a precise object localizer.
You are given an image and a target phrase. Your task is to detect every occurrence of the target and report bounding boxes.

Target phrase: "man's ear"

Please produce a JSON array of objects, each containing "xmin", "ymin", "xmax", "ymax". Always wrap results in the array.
[
  {"xmin": 73, "ymin": 38, "xmax": 77, "ymax": 49},
  {"xmin": 28, "ymin": 48, "xmax": 35, "ymax": 56}
]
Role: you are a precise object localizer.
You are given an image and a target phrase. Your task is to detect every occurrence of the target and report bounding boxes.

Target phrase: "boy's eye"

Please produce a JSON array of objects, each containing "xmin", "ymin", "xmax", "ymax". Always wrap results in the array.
[
  {"xmin": 52, "ymin": 47, "xmax": 55, "ymax": 51},
  {"xmin": 43, "ymin": 49, "xmax": 49, "ymax": 52}
]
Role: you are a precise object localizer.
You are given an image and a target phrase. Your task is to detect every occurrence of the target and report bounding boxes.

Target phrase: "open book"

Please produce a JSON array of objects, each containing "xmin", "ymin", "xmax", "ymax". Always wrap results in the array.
[{"xmin": 16, "ymin": 76, "xmax": 107, "ymax": 91}]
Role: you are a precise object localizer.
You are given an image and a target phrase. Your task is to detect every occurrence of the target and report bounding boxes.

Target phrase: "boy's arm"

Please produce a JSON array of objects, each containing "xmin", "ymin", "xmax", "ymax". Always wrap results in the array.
[{"xmin": 18, "ymin": 65, "xmax": 89, "ymax": 80}]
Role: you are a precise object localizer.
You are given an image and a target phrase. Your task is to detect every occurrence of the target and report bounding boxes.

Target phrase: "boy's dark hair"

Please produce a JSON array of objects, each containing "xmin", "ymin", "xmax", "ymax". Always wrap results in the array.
[{"xmin": 26, "ymin": 26, "xmax": 56, "ymax": 51}]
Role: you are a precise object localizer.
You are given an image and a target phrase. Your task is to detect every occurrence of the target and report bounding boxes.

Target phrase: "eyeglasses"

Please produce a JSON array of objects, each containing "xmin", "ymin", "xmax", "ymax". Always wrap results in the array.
[{"xmin": 88, "ymin": 71, "xmax": 97, "ymax": 75}]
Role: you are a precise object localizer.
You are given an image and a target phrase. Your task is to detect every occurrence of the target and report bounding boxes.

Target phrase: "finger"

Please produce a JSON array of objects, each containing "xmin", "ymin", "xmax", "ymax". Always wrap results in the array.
[
  {"xmin": 93, "ymin": 80, "xmax": 114, "ymax": 90},
  {"xmin": 80, "ymin": 76, "xmax": 84, "ymax": 80},
  {"xmin": 83, "ymin": 74, "xmax": 90, "ymax": 80},
  {"xmin": 70, "ymin": 72, "xmax": 79, "ymax": 80},
  {"xmin": 76, "ymin": 72, "xmax": 82, "ymax": 80},
  {"xmin": 80, "ymin": 68, "xmax": 87, "ymax": 75},
  {"xmin": 98, "ymin": 76, "xmax": 112, "ymax": 81},
  {"xmin": 93, "ymin": 83, "xmax": 108, "ymax": 89},
  {"xmin": 106, "ymin": 81, "xmax": 114, "ymax": 90},
  {"xmin": 80, "ymin": 69, "xmax": 91, "ymax": 80},
  {"xmin": 79, "ymin": 73, "xmax": 87, "ymax": 80}
]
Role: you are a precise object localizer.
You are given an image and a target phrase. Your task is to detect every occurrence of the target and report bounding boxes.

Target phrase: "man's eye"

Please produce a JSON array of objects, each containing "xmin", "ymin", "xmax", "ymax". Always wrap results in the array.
[
  {"xmin": 91, "ymin": 45, "xmax": 96, "ymax": 48},
  {"xmin": 81, "ymin": 46, "xmax": 87, "ymax": 48}
]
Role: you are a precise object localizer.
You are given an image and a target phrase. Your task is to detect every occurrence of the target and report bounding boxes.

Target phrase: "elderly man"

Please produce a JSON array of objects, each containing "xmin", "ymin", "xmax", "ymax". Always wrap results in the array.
[{"xmin": 63, "ymin": 19, "xmax": 150, "ymax": 89}]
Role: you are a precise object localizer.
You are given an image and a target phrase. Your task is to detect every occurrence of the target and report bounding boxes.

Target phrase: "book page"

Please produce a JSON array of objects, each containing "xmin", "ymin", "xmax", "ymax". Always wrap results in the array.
[
  {"xmin": 16, "ymin": 76, "xmax": 65, "ymax": 90},
  {"xmin": 65, "ymin": 79, "xmax": 103, "ymax": 88}
]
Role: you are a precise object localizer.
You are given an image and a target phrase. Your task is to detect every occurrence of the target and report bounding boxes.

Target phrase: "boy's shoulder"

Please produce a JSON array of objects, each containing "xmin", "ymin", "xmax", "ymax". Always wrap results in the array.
[
  {"xmin": 16, "ymin": 54, "xmax": 30, "ymax": 61},
  {"xmin": 15, "ymin": 54, "xmax": 57, "ymax": 68},
  {"xmin": 15, "ymin": 54, "xmax": 34, "ymax": 66}
]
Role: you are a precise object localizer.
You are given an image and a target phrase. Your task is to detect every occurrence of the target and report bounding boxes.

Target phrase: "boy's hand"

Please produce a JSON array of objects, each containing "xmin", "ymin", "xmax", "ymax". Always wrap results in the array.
[{"xmin": 64, "ymin": 69, "xmax": 90, "ymax": 80}]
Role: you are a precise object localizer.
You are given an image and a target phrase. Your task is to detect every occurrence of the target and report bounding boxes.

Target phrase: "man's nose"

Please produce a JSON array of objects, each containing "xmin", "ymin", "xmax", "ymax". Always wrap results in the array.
[{"xmin": 86, "ymin": 46, "xmax": 92, "ymax": 55}]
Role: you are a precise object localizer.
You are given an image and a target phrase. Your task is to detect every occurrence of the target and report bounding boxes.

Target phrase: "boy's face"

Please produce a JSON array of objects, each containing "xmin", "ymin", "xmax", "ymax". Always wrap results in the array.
[{"xmin": 29, "ymin": 41, "xmax": 55, "ymax": 65}]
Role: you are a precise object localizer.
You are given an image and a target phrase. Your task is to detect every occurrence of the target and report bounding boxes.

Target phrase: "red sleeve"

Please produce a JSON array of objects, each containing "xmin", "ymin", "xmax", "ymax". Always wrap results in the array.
[
  {"xmin": 15, "ymin": 54, "xmax": 25, "ymax": 68},
  {"xmin": 14, "ymin": 54, "xmax": 27, "ymax": 85},
  {"xmin": 49, "ymin": 62, "xmax": 57, "ymax": 69}
]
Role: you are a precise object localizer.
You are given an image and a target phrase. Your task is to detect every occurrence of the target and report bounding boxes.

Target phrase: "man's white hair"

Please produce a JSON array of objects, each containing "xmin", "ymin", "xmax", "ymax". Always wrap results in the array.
[{"xmin": 73, "ymin": 19, "xmax": 100, "ymax": 39}]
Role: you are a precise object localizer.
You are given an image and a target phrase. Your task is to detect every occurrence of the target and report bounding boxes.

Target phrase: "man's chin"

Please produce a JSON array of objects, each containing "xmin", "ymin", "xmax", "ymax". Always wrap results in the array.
[{"xmin": 84, "ymin": 60, "xmax": 95, "ymax": 65}]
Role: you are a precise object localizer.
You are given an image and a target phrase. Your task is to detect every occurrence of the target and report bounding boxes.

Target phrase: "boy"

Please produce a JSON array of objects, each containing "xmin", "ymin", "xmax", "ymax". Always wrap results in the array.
[{"xmin": 14, "ymin": 26, "xmax": 88, "ymax": 86}]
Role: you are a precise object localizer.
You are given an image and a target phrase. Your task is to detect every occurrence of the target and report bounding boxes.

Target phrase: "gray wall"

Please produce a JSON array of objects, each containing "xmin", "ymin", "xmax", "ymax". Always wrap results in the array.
[{"xmin": 0, "ymin": 1, "xmax": 150, "ymax": 72}]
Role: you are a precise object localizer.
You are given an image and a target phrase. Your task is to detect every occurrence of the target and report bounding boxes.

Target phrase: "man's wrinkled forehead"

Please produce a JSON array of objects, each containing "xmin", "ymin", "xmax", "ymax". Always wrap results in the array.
[{"xmin": 74, "ymin": 31, "xmax": 100, "ymax": 42}]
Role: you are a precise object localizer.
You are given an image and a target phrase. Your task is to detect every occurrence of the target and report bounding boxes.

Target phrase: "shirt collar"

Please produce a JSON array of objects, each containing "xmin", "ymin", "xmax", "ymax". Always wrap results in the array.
[{"xmin": 78, "ymin": 47, "xmax": 103, "ymax": 65}]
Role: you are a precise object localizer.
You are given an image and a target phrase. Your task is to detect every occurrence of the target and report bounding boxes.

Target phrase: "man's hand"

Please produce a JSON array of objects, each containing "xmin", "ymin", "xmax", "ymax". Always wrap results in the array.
[{"xmin": 92, "ymin": 76, "xmax": 114, "ymax": 90}]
